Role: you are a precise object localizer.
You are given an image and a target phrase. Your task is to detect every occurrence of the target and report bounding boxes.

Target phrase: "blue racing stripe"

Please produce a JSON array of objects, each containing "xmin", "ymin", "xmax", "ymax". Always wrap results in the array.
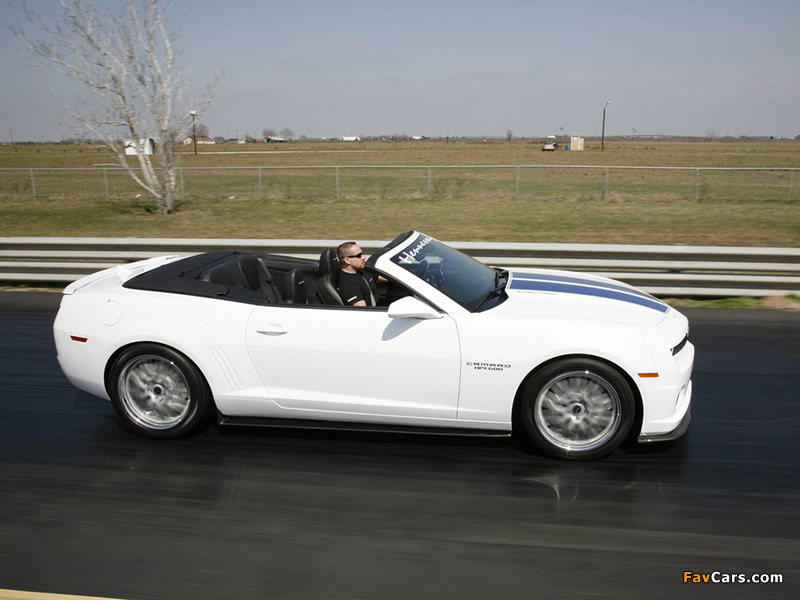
[
  {"xmin": 510, "ymin": 278, "xmax": 669, "ymax": 313},
  {"xmin": 512, "ymin": 271, "xmax": 658, "ymax": 302}
]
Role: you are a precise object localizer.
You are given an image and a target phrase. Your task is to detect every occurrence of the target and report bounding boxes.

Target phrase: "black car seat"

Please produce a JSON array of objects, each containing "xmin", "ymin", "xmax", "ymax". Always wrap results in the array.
[
  {"xmin": 282, "ymin": 267, "xmax": 308, "ymax": 304},
  {"xmin": 200, "ymin": 264, "xmax": 244, "ymax": 288},
  {"xmin": 316, "ymin": 247, "xmax": 344, "ymax": 305},
  {"xmin": 235, "ymin": 253, "xmax": 281, "ymax": 302}
]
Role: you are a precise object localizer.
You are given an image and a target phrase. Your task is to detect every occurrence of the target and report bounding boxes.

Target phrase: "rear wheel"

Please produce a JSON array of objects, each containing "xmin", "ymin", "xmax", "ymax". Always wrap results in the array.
[
  {"xmin": 107, "ymin": 344, "xmax": 213, "ymax": 438},
  {"xmin": 519, "ymin": 358, "xmax": 635, "ymax": 460}
]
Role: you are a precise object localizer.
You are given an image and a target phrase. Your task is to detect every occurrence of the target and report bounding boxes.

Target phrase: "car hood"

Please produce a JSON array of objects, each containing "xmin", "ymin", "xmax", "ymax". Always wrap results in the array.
[{"xmin": 493, "ymin": 268, "xmax": 673, "ymax": 327}]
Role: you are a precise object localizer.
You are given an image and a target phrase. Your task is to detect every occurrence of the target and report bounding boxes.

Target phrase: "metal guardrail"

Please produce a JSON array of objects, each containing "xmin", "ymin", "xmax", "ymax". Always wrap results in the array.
[{"xmin": 1, "ymin": 237, "xmax": 799, "ymax": 298}]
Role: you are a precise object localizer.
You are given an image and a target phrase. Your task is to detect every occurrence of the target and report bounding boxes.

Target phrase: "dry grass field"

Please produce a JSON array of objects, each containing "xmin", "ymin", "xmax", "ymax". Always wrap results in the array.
[{"xmin": 1, "ymin": 137, "xmax": 798, "ymax": 246}]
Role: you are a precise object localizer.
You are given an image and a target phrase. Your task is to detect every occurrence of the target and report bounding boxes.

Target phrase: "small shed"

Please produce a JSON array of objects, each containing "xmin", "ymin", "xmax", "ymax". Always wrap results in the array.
[{"xmin": 570, "ymin": 136, "xmax": 585, "ymax": 151}]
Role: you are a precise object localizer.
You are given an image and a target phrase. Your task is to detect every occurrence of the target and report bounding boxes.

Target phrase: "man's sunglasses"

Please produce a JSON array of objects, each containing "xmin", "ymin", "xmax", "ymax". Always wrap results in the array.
[{"xmin": 345, "ymin": 252, "xmax": 364, "ymax": 259}]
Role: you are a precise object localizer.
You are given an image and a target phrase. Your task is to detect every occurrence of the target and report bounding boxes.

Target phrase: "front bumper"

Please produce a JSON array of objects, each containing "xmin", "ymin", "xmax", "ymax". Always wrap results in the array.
[{"xmin": 637, "ymin": 393, "xmax": 692, "ymax": 444}]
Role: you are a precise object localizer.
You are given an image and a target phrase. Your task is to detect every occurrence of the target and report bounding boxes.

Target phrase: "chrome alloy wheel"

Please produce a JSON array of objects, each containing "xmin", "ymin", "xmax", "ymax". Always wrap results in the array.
[
  {"xmin": 118, "ymin": 354, "xmax": 192, "ymax": 430},
  {"xmin": 534, "ymin": 370, "xmax": 621, "ymax": 452}
]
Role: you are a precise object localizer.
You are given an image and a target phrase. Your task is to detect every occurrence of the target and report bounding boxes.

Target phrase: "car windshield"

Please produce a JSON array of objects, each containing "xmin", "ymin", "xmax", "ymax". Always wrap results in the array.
[{"xmin": 389, "ymin": 234, "xmax": 504, "ymax": 311}]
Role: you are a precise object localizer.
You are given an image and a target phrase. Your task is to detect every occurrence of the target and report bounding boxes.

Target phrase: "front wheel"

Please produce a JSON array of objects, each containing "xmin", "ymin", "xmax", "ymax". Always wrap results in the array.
[
  {"xmin": 107, "ymin": 344, "xmax": 213, "ymax": 439},
  {"xmin": 519, "ymin": 358, "xmax": 635, "ymax": 460}
]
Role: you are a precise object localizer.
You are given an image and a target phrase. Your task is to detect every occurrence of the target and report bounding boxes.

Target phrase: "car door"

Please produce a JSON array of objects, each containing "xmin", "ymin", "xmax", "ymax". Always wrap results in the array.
[{"xmin": 244, "ymin": 303, "xmax": 461, "ymax": 422}]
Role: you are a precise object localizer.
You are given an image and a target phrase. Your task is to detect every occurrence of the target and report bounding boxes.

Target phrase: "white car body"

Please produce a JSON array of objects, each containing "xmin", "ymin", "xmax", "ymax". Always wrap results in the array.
[{"xmin": 54, "ymin": 232, "xmax": 693, "ymax": 459}]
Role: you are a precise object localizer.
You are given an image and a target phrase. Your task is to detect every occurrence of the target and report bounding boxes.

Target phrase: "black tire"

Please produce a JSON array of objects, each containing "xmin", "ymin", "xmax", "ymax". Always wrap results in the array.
[
  {"xmin": 519, "ymin": 358, "xmax": 635, "ymax": 460},
  {"xmin": 107, "ymin": 344, "xmax": 213, "ymax": 439}
]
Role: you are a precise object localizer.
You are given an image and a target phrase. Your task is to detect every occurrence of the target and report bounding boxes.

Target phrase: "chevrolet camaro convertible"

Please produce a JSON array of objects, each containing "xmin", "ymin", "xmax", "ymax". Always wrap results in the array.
[{"xmin": 54, "ymin": 231, "xmax": 694, "ymax": 460}]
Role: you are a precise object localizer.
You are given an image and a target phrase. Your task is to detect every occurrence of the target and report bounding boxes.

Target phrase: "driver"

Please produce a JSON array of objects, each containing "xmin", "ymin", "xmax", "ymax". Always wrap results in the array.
[{"xmin": 336, "ymin": 242, "xmax": 379, "ymax": 307}]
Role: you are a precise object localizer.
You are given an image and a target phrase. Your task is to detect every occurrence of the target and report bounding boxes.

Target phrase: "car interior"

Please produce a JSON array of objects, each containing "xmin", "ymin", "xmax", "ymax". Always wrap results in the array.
[{"xmin": 188, "ymin": 249, "xmax": 409, "ymax": 308}]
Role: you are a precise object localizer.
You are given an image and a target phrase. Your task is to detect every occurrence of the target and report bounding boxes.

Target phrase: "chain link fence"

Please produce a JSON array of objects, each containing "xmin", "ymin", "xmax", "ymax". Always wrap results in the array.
[{"xmin": 1, "ymin": 165, "xmax": 797, "ymax": 202}]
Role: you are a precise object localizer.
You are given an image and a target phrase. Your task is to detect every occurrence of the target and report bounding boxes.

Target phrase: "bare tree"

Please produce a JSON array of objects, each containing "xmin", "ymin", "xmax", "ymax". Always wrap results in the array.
[
  {"xmin": 11, "ymin": 0, "xmax": 221, "ymax": 214},
  {"xmin": 279, "ymin": 128, "xmax": 294, "ymax": 141}
]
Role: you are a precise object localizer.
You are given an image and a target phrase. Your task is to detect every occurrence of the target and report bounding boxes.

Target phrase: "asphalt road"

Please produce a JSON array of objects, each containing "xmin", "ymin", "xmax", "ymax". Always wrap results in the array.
[{"xmin": 1, "ymin": 293, "xmax": 799, "ymax": 600}]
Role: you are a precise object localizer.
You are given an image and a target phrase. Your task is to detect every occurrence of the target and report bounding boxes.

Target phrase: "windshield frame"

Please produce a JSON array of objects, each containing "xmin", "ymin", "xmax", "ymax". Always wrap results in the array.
[{"xmin": 384, "ymin": 233, "xmax": 505, "ymax": 312}]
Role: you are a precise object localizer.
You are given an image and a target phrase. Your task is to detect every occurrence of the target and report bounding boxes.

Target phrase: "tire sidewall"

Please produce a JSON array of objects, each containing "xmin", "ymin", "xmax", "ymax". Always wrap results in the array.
[
  {"xmin": 107, "ymin": 343, "xmax": 213, "ymax": 439},
  {"xmin": 519, "ymin": 358, "xmax": 635, "ymax": 460}
]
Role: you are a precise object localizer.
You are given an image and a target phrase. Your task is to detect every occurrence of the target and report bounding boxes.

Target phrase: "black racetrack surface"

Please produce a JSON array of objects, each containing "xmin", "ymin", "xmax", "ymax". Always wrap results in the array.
[{"xmin": 1, "ymin": 292, "xmax": 799, "ymax": 600}]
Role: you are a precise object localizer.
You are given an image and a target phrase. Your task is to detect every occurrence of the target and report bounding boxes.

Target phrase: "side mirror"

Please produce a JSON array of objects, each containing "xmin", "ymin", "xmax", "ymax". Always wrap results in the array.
[{"xmin": 388, "ymin": 296, "xmax": 443, "ymax": 320}]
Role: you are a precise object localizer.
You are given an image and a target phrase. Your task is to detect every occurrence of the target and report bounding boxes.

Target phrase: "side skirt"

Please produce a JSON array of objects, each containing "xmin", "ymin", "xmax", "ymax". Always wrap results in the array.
[{"xmin": 217, "ymin": 414, "xmax": 512, "ymax": 438}]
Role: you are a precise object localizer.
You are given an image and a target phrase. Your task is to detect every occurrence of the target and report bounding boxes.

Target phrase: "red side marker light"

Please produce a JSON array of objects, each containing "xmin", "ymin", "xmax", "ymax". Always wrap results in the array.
[{"xmin": 70, "ymin": 335, "xmax": 88, "ymax": 343}]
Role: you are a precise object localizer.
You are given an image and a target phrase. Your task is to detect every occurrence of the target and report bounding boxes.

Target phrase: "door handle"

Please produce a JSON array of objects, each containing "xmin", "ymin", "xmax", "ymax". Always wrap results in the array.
[{"xmin": 256, "ymin": 324, "xmax": 288, "ymax": 336}]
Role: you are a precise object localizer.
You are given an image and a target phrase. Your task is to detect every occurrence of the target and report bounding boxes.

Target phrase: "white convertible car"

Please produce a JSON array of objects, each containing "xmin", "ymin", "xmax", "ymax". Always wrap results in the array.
[{"xmin": 54, "ymin": 231, "xmax": 694, "ymax": 460}]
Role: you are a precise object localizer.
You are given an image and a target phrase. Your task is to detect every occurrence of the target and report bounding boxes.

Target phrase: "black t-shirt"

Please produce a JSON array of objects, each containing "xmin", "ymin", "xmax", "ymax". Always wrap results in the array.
[{"xmin": 337, "ymin": 271, "xmax": 378, "ymax": 306}]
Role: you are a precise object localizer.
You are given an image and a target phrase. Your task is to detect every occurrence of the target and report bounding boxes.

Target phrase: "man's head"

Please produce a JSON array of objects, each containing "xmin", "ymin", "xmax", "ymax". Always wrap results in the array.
[{"xmin": 337, "ymin": 241, "xmax": 366, "ymax": 273}]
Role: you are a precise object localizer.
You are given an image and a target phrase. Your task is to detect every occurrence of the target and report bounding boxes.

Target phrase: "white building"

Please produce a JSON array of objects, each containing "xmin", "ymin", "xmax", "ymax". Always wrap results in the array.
[{"xmin": 124, "ymin": 138, "xmax": 155, "ymax": 155}]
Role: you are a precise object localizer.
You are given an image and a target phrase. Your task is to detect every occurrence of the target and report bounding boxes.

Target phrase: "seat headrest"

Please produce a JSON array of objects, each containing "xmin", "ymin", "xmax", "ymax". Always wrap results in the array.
[{"xmin": 319, "ymin": 247, "xmax": 341, "ymax": 280}]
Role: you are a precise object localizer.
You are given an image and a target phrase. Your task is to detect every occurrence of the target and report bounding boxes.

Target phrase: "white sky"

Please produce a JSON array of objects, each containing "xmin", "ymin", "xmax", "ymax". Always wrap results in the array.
[{"xmin": 3, "ymin": 0, "xmax": 800, "ymax": 141}]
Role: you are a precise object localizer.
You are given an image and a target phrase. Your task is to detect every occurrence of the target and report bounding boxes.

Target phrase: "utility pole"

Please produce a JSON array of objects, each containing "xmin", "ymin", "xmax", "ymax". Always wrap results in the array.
[{"xmin": 189, "ymin": 110, "xmax": 198, "ymax": 155}]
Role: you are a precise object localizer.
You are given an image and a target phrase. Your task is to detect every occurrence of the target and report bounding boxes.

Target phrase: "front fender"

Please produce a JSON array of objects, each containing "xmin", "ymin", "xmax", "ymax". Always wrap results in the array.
[{"xmin": 454, "ymin": 314, "xmax": 655, "ymax": 423}]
